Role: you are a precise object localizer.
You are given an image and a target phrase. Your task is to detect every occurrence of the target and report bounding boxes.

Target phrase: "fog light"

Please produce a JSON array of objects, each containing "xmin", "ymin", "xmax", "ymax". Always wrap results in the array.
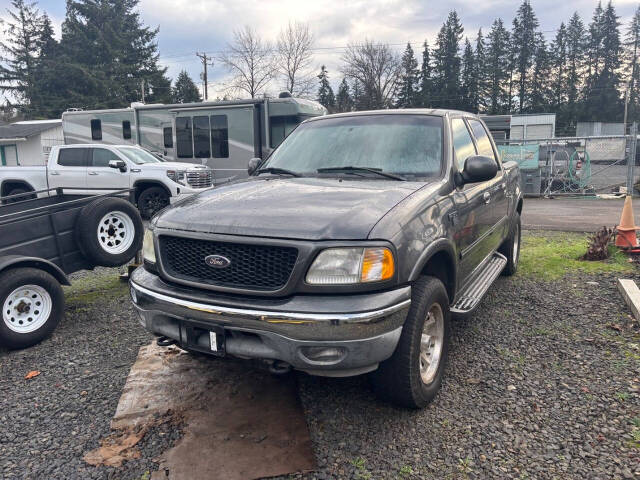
[{"xmin": 299, "ymin": 346, "xmax": 347, "ymax": 365}]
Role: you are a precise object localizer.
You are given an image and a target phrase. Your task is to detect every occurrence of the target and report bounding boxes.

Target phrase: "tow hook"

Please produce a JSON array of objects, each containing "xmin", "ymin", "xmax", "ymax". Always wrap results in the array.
[
  {"xmin": 268, "ymin": 360, "xmax": 292, "ymax": 375},
  {"xmin": 156, "ymin": 336, "xmax": 177, "ymax": 347}
]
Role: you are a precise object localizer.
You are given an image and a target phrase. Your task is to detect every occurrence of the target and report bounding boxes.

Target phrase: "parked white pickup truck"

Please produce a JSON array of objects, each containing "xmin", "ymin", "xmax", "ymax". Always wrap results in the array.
[{"xmin": 0, "ymin": 144, "xmax": 213, "ymax": 218}]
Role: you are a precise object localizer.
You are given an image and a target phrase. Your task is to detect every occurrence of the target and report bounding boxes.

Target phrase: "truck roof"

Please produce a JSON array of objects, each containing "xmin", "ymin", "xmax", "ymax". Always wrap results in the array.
[{"xmin": 306, "ymin": 108, "xmax": 477, "ymax": 123}]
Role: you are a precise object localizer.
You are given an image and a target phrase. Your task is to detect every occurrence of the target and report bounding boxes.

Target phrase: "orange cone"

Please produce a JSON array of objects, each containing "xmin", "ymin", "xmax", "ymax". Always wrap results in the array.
[{"xmin": 616, "ymin": 195, "xmax": 640, "ymax": 248}]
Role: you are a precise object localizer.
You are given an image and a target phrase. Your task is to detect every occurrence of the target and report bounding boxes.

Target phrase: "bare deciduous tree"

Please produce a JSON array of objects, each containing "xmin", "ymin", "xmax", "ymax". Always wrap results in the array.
[
  {"xmin": 218, "ymin": 26, "xmax": 276, "ymax": 98},
  {"xmin": 276, "ymin": 21, "xmax": 315, "ymax": 96},
  {"xmin": 341, "ymin": 40, "xmax": 402, "ymax": 109}
]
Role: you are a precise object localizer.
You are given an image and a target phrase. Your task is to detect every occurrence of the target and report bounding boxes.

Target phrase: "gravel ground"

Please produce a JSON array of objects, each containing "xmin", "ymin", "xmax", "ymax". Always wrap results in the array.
[{"xmin": 1, "ymin": 236, "xmax": 640, "ymax": 479}]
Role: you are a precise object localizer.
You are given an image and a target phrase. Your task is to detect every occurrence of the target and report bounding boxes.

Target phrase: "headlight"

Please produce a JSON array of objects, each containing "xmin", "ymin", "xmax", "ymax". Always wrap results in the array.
[
  {"xmin": 167, "ymin": 170, "xmax": 185, "ymax": 185},
  {"xmin": 306, "ymin": 247, "xmax": 395, "ymax": 285},
  {"xmin": 142, "ymin": 229, "xmax": 156, "ymax": 263}
]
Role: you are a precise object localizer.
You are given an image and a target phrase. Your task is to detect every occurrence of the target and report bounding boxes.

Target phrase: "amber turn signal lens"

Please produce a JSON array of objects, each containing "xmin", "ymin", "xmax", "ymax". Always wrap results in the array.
[{"xmin": 361, "ymin": 247, "xmax": 394, "ymax": 283}]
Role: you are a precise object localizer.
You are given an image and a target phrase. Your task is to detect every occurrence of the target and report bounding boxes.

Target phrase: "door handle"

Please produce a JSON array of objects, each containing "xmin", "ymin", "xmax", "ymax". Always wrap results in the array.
[
  {"xmin": 483, "ymin": 192, "xmax": 491, "ymax": 204},
  {"xmin": 88, "ymin": 171, "xmax": 98, "ymax": 175},
  {"xmin": 50, "ymin": 171, "xmax": 60, "ymax": 175}
]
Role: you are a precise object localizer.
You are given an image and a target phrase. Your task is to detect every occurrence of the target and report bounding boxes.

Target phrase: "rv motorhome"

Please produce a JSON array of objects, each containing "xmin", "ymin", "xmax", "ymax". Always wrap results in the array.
[{"xmin": 62, "ymin": 95, "xmax": 327, "ymax": 185}]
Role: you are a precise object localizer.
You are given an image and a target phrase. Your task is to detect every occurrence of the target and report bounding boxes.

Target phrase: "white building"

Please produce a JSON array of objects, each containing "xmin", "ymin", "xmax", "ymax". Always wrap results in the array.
[
  {"xmin": 509, "ymin": 114, "xmax": 556, "ymax": 140},
  {"xmin": 0, "ymin": 119, "xmax": 64, "ymax": 166}
]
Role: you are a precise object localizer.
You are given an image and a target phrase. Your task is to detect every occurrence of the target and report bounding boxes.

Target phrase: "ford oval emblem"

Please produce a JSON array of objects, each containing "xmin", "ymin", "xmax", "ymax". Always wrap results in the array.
[{"xmin": 204, "ymin": 255, "xmax": 231, "ymax": 268}]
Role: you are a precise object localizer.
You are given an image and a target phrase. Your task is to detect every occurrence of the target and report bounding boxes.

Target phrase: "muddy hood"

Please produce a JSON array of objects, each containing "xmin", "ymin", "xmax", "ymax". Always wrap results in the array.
[{"xmin": 155, "ymin": 177, "xmax": 422, "ymax": 240}]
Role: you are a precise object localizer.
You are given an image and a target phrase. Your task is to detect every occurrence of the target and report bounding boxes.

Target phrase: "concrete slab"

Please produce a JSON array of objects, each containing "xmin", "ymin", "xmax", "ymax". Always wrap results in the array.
[
  {"xmin": 617, "ymin": 278, "xmax": 640, "ymax": 321},
  {"xmin": 111, "ymin": 343, "xmax": 316, "ymax": 479}
]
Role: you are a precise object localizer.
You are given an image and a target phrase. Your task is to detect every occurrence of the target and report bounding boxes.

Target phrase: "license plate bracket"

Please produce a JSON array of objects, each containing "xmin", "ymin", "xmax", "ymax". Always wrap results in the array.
[{"xmin": 182, "ymin": 320, "xmax": 225, "ymax": 356}]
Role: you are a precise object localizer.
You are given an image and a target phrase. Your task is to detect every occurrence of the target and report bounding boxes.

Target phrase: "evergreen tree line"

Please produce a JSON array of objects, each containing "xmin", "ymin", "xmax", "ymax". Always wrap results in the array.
[
  {"xmin": 318, "ymin": 1, "xmax": 640, "ymax": 135},
  {"xmin": 0, "ymin": 0, "xmax": 203, "ymax": 119}
]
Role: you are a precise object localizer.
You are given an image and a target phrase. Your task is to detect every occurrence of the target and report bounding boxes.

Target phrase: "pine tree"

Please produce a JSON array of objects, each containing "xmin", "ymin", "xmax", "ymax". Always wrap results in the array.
[
  {"xmin": 583, "ymin": 1, "xmax": 622, "ymax": 121},
  {"xmin": 396, "ymin": 43, "xmax": 419, "ymax": 108},
  {"xmin": 32, "ymin": 13, "xmax": 65, "ymax": 117},
  {"xmin": 61, "ymin": 0, "xmax": 171, "ymax": 109},
  {"xmin": 317, "ymin": 65, "xmax": 335, "ymax": 111},
  {"xmin": 529, "ymin": 34, "xmax": 553, "ymax": 112},
  {"xmin": 564, "ymin": 12, "xmax": 586, "ymax": 133},
  {"xmin": 0, "ymin": 0, "xmax": 45, "ymax": 117},
  {"xmin": 336, "ymin": 77, "xmax": 353, "ymax": 113},
  {"xmin": 512, "ymin": 0, "xmax": 540, "ymax": 112},
  {"xmin": 172, "ymin": 70, "xmax": 201, "ymax": 103},
  {"xmin": 550, "ymin": 23, "xmax": 568, "ymax": 110},
  {"xmin": 485, "ymin": 18, "xmax": 510, "ymax": 114},
  {"xmin": 625, "ymin": 5, "xmax": 640, "ymax": 122},
  {"xmin": 460, "ymin": 39, "xmax": 477, "ymax": 111},
  {"xmin": 432, "ymin": 11, "xmax": 464, "ymax": 109},
  {"xmin": 418, "ymin": 40, "xmax": 432, "ymax": 107},
  {"xmin": 352, "ymin": 79, "xmax": 366, "ymax": 111},
  {"xmin": 475, "ymin": 29, "xmax": 487, "ymax": 112}
]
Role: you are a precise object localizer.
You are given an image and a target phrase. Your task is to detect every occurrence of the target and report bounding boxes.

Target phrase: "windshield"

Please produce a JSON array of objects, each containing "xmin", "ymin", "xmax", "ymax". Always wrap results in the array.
[
  {"xmin": 263, "ymin": 114, "xmax": 444, "ymax": 178},
  {"xmin": 117, "ymin": 146, "xmax": 162, "ymax": 165}
]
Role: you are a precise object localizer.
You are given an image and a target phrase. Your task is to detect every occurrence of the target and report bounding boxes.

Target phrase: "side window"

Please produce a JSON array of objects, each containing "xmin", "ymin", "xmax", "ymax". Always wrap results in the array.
[
  {"xmin": 211, "ymin": 115, "xmax": 229, "ymax": 158},
  {"xmin": 163, "ymin": 127, "xmax": 173, "ymax": 148},
  {"xmin": 90, "ymin": 148, "xmax": 120, "ymax": 167},
  {"xmin": 58, "ymin": 148, "xmax": 88, "ymax": 167},
  {"xmin": 91, "ymin": 119, "xmax": 102, "ymax": 141},
  {"xmin": 122, "ymin": 121, "xmax": 132, "ymax": 140},
  {"xmin": 451, "ymin": 118, "xmax": 476, "ymax": 171},
  {"xmin": 468, "ymin": 119, "xmax": 497, "ymax": 162},
  {"xmin": 176, "ymin": 117, "xmax": 193, "ymax": 158},
  {"xmin": 193, "ymin": 116, "xmax": 211, "ymax": 158}
]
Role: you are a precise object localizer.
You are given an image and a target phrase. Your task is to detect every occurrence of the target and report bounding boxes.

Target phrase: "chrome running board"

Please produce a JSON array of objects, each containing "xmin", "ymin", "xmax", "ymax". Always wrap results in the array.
[{"xmin": 451, "ymin": 252, "xmax": 507, "ymax": 315}]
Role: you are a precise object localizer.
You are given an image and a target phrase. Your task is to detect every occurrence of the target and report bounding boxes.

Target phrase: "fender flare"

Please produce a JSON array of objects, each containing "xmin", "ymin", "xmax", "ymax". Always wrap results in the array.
[
  {"xmin": 1, "ymin": 179, "xmax": 35, "ymax": 196},
  {"xmin": 132, "ymin": 180, "xmax": 172, "ymax": 200},
  {"xmin": 0, "ymin": 255, "xmax": 70, "ymax": 286},
  {"xmin": 408, "ymin": 238, "xmax": 457, "ymax": 298}
]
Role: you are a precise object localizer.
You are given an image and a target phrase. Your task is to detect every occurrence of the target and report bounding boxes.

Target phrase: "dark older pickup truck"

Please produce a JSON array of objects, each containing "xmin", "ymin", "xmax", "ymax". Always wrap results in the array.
[{"xmin": 129, "ymin": 109, "xmax": 522, "ymax": 408}]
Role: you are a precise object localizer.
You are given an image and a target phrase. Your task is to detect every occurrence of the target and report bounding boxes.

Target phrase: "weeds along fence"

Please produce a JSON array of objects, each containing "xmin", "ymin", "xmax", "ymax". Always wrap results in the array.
[{"xmin": 494, "ymin": 124, "xmax": 640, "ymax": 197}]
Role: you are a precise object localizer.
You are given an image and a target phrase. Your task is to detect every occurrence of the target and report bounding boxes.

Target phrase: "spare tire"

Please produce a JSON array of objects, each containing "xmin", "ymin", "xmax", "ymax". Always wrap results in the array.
[{"xmin": 75, "ymin": 197, "xmax": 144, "ymax": 267}]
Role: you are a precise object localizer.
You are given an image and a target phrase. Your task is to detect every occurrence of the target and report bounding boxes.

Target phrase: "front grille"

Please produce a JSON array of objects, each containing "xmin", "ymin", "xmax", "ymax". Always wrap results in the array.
[
  {"xmin": 186, "ymin": 170, "xmax": 212, "ymax": 188},
  {"xmin": 159, "ymin": 236, "xmax": 298, "ymax": 291}
]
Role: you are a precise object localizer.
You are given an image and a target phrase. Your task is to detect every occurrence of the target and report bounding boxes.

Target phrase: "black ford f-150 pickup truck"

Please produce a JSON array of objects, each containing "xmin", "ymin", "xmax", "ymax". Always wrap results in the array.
[{"xmin": 129, "ymin": 109, "xmax": 522, "ymax": 408}]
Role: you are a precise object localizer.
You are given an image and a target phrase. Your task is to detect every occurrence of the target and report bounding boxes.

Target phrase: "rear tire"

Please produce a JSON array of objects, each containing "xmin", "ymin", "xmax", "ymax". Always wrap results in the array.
[
  {"xmin": 137, "ymin": 186, "xmax": 170, "ymax": 219},
  {"xmin": 0, "ymin": 268, "xmax": 64, "ymax": 349},
  {"xmin": 76, "ymin": 197, "xmax": 143, "ymax": 267},
  {"xmin": 372, "ymin": 276, "xmax": 451, "ymax": 408},
  {"xmin": 3, "ymin": 187, "xmax": 29, "ymax": 204},
  {"xmin": 500, "ymin": 213, "xmax": 521, "ymax": 276}
]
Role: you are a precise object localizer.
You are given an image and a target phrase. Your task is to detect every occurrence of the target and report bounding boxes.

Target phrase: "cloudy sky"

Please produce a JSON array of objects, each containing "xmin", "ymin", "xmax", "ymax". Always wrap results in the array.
[{"xmin": 7, "ymin": 0, "xmax": 640, "ymax": 99}]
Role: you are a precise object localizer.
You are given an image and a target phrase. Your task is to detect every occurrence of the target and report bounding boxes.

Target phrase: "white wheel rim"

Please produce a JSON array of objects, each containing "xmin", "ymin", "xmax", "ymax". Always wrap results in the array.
[
  {"xmin": 97, "ymin": 211, "xmax": 135, "ymax": 255},
  {"xmin": 419, "ymin": 303, "xmax": 444, "ymax": 385},
  {"xmin": 3, "ymin": 285, "xmax": 52, "ymax": 333}
]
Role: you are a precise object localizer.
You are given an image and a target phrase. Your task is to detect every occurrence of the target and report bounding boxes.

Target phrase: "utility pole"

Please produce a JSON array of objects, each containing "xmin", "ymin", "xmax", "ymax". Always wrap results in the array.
[
  {"xmin": 196, "ymin": 52, "xmax": 214, "ymax": 100},
  {"xmin": 624, "ymin": 81, "xmax": 630, "ymax": 135},
  {"xmin": 140, "ymin": 79, "xmax": 145, "ymax": 103}
]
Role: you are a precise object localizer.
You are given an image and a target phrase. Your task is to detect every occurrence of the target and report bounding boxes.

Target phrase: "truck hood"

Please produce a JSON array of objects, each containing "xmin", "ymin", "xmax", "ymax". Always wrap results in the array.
[{"xmin": 155, "ymin": 177, "xmax": 423, "ymax": 240}]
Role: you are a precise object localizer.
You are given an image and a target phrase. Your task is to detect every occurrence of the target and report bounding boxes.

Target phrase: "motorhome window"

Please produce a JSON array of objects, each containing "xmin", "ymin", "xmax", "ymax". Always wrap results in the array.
[
  {"xmin": 91, "ymin": 148, "xmax": 120, "ymax": 167},
  {"xmin": 163, "ymin": 127, "xmax": 173, "ymax": 148},
  {"xmin": 58, "ymin": 148, "xmax": 88, "ymax": 167},
  {"xmin": 270, "ymin": 115, "xmax": 300, "ymax": 148},
  {"xmin": 122, "ymin": 121, "xmax": 132, "ymax": 140},
  {"xmin": 90, "ymin": 119, "xmax": 102, "ymax": 140},
  {"xmin": 176, "ymin": 117, "xmax": 193, "ymax": 158},
  {"xmin": 193, "ymin": 116, "xmax": 211, "ymax": 158},
  {"xmin": 210, "ymin": 115, "xmax": 229, "ymax": 158}
]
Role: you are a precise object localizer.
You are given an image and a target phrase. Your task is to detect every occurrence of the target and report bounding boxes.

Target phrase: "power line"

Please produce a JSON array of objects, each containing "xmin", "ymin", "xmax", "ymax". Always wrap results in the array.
[{"xmin": 195, "ymin": 52, "xmax": 214, "ymax": 100}]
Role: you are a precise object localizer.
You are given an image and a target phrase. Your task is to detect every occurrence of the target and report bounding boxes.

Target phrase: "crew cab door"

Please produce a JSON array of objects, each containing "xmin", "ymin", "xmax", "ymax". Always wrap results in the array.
[
  {"xmin": 450, "ymin": 117, "xmax": 487, "ymax": 281},
  {"xmin": 467, "ymin": 118, "xmax": 509, "ymax": 253},
  {"xmin": 48, "ymin": 147, "xmax": 88, "ymax": 193},
  {"xmin": 86, "ymin": 147, "xmax": 130, "ymax": 192}
]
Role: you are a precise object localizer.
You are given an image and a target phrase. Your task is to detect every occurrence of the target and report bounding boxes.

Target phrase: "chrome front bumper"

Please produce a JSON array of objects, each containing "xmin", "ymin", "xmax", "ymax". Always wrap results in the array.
[{"xmin": 129, "ymin": 267, "xmax": 411, "ymax": 376}]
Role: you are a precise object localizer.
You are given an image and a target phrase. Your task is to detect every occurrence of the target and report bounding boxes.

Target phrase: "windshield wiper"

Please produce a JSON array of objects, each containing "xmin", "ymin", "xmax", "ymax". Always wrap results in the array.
[
  {"xmin": 317, "ymin": 166, "xmax": 406, "ymax": 181},
  {"xmin": 256, "ymin": 167, "xmax": 302, "ymax": 177}
]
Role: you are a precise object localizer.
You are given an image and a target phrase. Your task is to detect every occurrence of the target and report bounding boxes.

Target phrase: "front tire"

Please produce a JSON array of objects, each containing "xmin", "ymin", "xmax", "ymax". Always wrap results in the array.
[
  {"xmin": 137, "ymin": 186, "xmax": 170, "ymax": 219},
  {"xmin": 0, "ymin": 268, "xmax": 64, "ymax": 349},
  {"xmin": 372, "ymin": 276, "xmax": 451, "ymax": 408},
  {"xmin": 500, "ymin": 213, "xmax": 521, "ymax": 276}
]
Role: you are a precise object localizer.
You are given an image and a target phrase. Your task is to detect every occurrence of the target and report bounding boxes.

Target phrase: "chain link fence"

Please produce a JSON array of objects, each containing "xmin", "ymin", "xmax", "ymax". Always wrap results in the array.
[{"xmin": 495, "ymin": 123, "xmax": 640, "ymax": 197}]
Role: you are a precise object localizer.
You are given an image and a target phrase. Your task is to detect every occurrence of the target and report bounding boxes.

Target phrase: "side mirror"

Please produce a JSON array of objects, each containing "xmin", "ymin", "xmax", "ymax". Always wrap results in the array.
[
  {"xmin": 109, "ymin": 159, "xmax": 127, "ymax": 173},
  {"xmin": 457, "ymin": 155, "xmax": 498, "ymax": 185},
  {"xmin": 247, "ymin": 157, "xmax": 261, "ymax": 176}
]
